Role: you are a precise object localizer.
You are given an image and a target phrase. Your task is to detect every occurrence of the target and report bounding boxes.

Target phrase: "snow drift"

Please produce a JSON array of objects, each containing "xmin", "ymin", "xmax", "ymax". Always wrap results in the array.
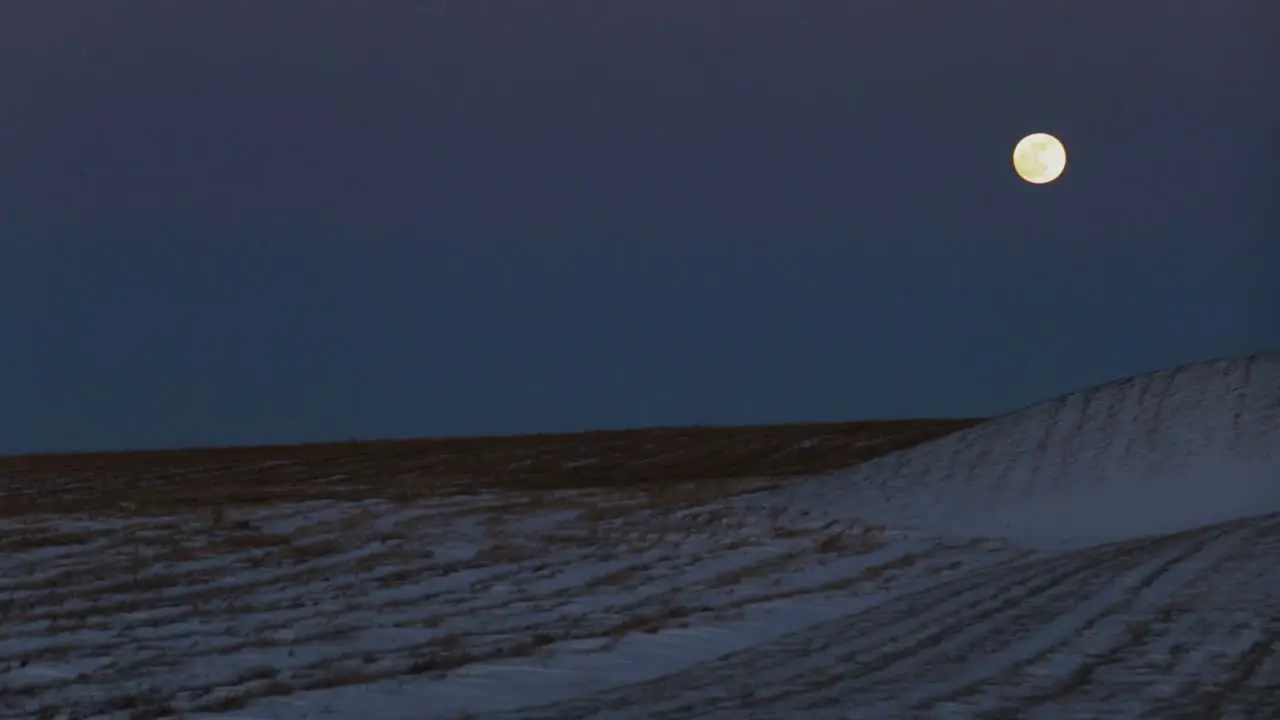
[{"xmin": 788, "ymin": 352, "xmax": 1280, "ymax": 547}]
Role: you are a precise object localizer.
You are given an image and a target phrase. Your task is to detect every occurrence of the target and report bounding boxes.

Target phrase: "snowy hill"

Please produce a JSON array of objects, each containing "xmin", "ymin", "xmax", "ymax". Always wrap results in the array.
[
  {"xmin": 493, "ymin": 352, "xmax": 1280, "ymax": 718},
  {"xmin": 788, "ymin": 351, "xmax": 1280, "ymax": 547},
  {"xmin": 2, "ymin": 353, "xmax": 1278, "ymax": 718}
]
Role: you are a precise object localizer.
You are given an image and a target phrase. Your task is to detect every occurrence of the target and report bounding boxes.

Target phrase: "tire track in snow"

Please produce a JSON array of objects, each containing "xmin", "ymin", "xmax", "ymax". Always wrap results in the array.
[
  {"xmin": 504, "ymin": 513, "xmax": 1280, "ymax": 718},
  {"xmin": 506, "ymin": 535, "xmax": 1160, "ymax": 717},
  {"xmin": 932, "ymin": 513, "xmax": 1272, "ymax": 716}
]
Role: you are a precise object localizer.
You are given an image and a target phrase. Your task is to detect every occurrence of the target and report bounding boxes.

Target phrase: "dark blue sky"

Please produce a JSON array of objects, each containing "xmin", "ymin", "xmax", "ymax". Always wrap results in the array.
[{"xmin": 0, "ymin": 1, "xmax": 1275, "ymax": 453}]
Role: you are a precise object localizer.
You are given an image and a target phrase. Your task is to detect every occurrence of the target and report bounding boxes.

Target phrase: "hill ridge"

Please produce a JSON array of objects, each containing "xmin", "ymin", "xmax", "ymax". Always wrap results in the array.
[{"xmin": 784, "ymin": 351, "xmax": 1280, "ymax": 546}]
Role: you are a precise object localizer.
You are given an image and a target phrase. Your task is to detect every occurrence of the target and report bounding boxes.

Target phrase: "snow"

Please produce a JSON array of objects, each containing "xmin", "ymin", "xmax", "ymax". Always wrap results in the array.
[
  {"xmin": 783, "ymin": 352, "xmax": 1280, "ymax": 549},
  {"xmin": 2, "ymin": 352, "xmax": 1278, "ymax": 718}
]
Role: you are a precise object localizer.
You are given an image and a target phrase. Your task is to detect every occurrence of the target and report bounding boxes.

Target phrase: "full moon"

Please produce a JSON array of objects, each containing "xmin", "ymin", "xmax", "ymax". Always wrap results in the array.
[{"xmin": 1012, "ymin": 133, "xmax": 1067, "ymax": 184}]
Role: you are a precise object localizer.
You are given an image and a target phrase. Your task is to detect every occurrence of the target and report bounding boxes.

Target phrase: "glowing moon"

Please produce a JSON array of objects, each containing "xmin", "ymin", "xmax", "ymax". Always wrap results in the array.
[{"xmin": 1012, "ymin": 133, "xmax": 1067, "ymax": 184}]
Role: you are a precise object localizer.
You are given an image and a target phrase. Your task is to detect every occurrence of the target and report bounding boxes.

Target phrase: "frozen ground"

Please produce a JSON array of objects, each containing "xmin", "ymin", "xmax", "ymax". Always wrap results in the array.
[{"xmin": 1, "ymin": 352, "xmax": 1278, "ymax": 719}]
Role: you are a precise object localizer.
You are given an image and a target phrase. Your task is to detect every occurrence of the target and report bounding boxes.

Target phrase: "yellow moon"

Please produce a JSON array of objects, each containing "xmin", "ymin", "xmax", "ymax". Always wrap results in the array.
[{"xmin": 1012, "ymin": 133, "xmax": 1067, "ymax": 184}]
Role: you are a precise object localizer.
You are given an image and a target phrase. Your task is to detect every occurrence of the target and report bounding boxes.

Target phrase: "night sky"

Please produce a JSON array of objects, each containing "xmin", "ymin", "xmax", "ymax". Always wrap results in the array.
[{"xmin": 1, "ymin": 2, "xmax": 1275, "ymax": 454}]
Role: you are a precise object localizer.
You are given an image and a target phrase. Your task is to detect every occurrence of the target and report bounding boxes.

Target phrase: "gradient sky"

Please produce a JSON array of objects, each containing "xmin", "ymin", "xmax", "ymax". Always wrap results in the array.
[{"xmin": 0, "ymin": 1, "xmax": 1275, "ymax": 454}]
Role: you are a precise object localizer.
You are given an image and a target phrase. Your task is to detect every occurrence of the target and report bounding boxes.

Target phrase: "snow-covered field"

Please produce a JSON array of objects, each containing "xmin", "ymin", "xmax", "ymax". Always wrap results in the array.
[{"xmin": 2, "ymin": 352, "xmax": 1278, "ymax": 718}]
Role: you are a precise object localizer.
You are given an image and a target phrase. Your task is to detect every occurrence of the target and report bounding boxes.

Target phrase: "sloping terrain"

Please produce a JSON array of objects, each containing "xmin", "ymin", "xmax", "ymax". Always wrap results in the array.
[
  {"xmin": 0, "ymin": 419, "xmax": 980, "ymax": 718},
  {"xmin": 500, "ymin": 512, "xmax": 1280, "ymax": 719},
  {"xmin": 495, "ymin": 351, "xmax": 1280, "ymax": 718},
  {"xmin": 3, "ymin": 352, "xmax": 1279, "ymax": 719},
  {"xmin": 787, "ymin": 351, "xmax": 1280, "ymax": 547}
]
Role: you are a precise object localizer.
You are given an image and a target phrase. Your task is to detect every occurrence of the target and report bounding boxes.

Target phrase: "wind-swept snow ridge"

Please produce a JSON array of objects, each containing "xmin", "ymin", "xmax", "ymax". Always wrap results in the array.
[{"xmin": 789, "ymin": 352, "xmax": 1280, "ymax": 547}]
